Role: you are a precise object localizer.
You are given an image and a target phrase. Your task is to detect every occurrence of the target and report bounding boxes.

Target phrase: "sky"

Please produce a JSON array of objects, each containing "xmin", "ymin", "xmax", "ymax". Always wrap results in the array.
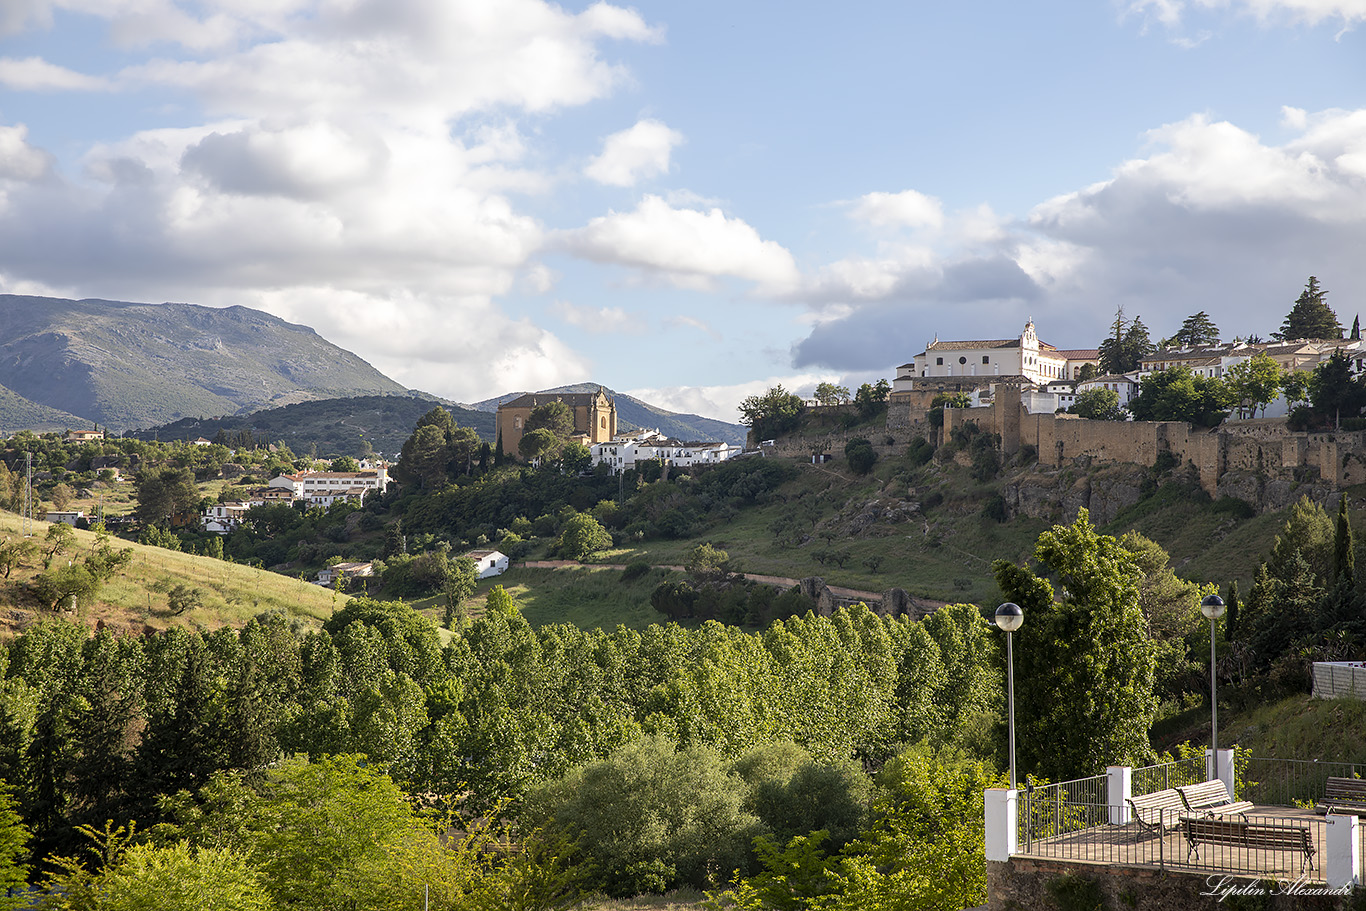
[{"xmin": 2, "ymin": 1, "xmax": 1366, "ymax": 423}]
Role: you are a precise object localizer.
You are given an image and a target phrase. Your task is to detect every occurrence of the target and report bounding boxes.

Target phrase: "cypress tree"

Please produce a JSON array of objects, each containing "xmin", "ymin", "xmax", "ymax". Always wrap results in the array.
[
  {"xmin": 1224, "ymin": 580, "xmax": 1240, "ymax": 641},
  {"xmin": 1334, "ymin": 495, "xmax": 1355, "ymax": 590}
]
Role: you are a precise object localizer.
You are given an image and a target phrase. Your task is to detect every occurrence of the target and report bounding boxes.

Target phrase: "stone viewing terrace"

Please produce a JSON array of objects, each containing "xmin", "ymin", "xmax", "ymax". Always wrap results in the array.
[{"xmin": 986, "ymin": 752, "xmax": 1366, "ymax": 909}]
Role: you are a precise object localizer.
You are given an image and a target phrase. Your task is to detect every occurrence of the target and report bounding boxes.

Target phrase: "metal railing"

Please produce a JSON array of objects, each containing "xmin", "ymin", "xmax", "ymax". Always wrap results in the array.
[
  {"xmin": 1020, "ymin": 805, "xmax": 1326, "ymax": 882},
  {"xmin": 1133, "ymin": 755, "xmax": 1207, "ymax": 795},
  {"xmin": 1019, "ymin": 773, "xmax": 1109, "ymax": 850},
  {"xmin": 1239, "ymin": 757, "xmax": 1365, "ymax": 808}
]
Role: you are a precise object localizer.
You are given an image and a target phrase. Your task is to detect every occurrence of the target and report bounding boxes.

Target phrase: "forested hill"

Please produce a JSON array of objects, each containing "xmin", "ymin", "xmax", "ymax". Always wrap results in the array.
[
  {"xmin": 130, "ymin": 393, "xmax": 495, "ymax": 458},
  {"xmin": 0, "ymin": 294, "xmax": 406, "ymax": 431},
  {"xmin": 469, "ymin": 383, "xmax": 747, "ymax": 447}
]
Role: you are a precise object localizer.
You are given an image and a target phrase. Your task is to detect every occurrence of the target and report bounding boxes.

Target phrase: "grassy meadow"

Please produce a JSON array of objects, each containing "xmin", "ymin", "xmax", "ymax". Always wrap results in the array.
[{"xmin": 0, "ymin": 509, "xmax": 343, "ymax": 637}]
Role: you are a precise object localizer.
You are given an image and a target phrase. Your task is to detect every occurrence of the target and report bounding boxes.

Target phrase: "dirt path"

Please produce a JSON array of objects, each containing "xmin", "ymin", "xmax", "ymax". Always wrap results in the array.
[{"xmin": 517, "ymin": 561, "xmax": 944, "ymax": 610}]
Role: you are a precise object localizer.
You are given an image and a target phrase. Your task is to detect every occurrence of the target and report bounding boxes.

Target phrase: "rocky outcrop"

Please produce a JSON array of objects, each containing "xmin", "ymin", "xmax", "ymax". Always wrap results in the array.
[{"xmin": 1002, "ymin": 464, "xmax": 1146, "ymax": 524}]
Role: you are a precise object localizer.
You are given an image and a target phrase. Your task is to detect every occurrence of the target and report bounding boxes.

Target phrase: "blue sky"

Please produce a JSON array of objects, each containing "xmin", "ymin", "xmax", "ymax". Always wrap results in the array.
[{"xmin": 2, "ymin": 1, "xmax": 1365, "ymax": 422}]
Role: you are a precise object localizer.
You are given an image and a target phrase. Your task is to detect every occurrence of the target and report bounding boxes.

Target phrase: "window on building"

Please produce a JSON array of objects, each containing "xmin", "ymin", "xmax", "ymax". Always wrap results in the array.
[
  {"xmin": 936, "ymin": 357, "xmax": 944, "ymax": 366},
  {"xmin": 959, "ymin": 356, "xmax": 967, "ymax": 365},
  {"xmin": 982, "ymin": 356, "xmax": 990, "ymax": 364}
]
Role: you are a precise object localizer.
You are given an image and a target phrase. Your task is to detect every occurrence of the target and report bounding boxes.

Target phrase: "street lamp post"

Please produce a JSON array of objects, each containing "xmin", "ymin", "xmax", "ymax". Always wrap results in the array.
[
  {"xmin": 996, "ymin": 602, "xmax": 1024, "ymax": 790},
  {"xmin": 1201, "ymin": 594, "xmax": 1226, "ymax": 756}
]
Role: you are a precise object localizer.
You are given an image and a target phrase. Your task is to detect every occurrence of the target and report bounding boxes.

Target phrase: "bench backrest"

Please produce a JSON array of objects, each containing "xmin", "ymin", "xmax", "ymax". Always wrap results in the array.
[
  {"xmin": 1324, "ymin": 777, "xmax": 1366, "ymax": 802},
  {"xmin": 1179, "ymin": 780, "xmax": 1235, "ymax": 810},
  {"xmin": 1183, "ymin": 817, "xmax": 1311, "ymax": 851},
  {"xmin": 1128, "ymin": 789, "xmax": 1184, "ymax": 826}
]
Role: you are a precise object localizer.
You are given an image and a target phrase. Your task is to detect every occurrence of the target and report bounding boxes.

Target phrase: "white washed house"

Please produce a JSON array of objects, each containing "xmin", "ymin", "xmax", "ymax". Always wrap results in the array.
[{"xmin": 462, "ymin": 549, "xmax": 510, "ymax": 579}]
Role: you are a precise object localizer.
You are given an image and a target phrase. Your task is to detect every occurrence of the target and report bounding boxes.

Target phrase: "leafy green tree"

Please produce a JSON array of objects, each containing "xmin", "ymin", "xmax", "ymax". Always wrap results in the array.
[
  {"xmin": 0, "ymin": 779, "xmax": 28, "ymax": 908},
  {"xmin": 134, "ymin": 467, "xmax": 199, "ymax": 526},
  {"xmin": 853, "ymin": 380, "xmax": 891, "ymax": 419},
  {"xmin": 522, "ymin": 736, "xmax": 760, "ymax": 896},
  {"xmin": 844, "ymin": 438, "xmax": 877, "ymax": 475},
  {"xmin": 442, "ymin": 557, "xmax": 478, "ymax": 629},
  {"xmin": 328, "ymin": 456, "xmax": 360, "ymax": 472},
  {"xmin": 993, "ymin": 510, "xmax": 1158, "ymax": 779},
  {"xmin": 518, "ymin": 428, "xmax": 561, "ymax": 463},
  {"xmin": 685, "ymin": 543, "xmax": 731, "ymax": 584},
  {"xmin": 1076, "ymin": 363, "xmax": 1097, "ymax": 382},
  {"xmin": 557, "ymin": 514, "xmax": 612, "ymax": 561},
  {"xmin": 557, "ymin": 441, "xmax": 592, "ymax": 473},
  {"xmin": 41, "ymin": 523, "xmax": 75, "ymax": 568},
  {"xmin": 813, "ymin": 382, "xmax": 851, "ymax": 407},
  {"xmin": 1307, "ymin": 350, "xmax": 1366, "ymax": 429},
  {"xmin": 0, "ymin": 537, "xmax": 35, "ymax": 579},
  {"xmin": 31, "ymin": 563, "xmax": 102, "ymax": 612},
  {"xmin": 1274, "ymin": 276, "xmax": 1342, "ymax": 340},
  {"xmin": 396, "ymin": 424, "xmax": 450, "ymax": 489},
  {"xmin": 1224, "ymin": 351, "xmax": 1284, "ymax": 419},
  {"xmin": 1127, "ymin": 366, "xmax": 1231, "ymax": 427},
  {"xmin": 1069, "ymin": 388, "xmax": 1125, "ymax": 421},
  {"xmin": 525, "ymin": 401, "xmax": 574, "ymax": 439},
  {"xmin": 1170, "ymin": 310, "xmax": 1220, "ymax": 347},
  {"xmin": 739, "ymin": 386, "xmax": 805, "ymax": 441}
]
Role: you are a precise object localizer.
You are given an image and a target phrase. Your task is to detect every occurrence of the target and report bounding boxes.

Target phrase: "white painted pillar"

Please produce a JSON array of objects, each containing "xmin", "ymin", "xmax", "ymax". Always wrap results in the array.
[
  {"xmin": 1326, "ymin": 813, "xmax": 1360, "ymax": 889},
  {"xmin": 1211, "ymin": 748, "xmax": 1234, "ymax": 798},
  {"xmin": 985, "ymin": 788, "xmax": 1018, "ymax": 862},
  {"xmin": 1107, "ymin": 766, "xmax": 1132, "ymax": 825}
]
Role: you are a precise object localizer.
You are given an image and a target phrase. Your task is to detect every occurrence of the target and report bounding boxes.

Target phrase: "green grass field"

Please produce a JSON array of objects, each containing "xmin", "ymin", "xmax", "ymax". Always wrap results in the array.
[{"xmin": 0, "ymin": 510, "xmax": 343, "ymax": 637}]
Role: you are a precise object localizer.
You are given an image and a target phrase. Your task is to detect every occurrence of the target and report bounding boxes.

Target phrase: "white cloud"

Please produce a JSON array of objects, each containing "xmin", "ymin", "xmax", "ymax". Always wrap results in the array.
[
  {"xmin": 558, "ymin": 194, "xmax": 801, "ymax": 290},
  {"xmin": 664, "ymin": 314, "xmax": 722, "ymax": 340},
  {"xmin": 550, "ymin": 299, "xmax": 647, "ymax": 334},
  {"xmin": 216, "ymin": 286, "xmax": 592, "ymax": 403},
  {"xmin": 0, "ymin": 124, "xmax": 53, "ymax": 181},
  {"xmin": 794, "ymin": 106, "xmax": 1366, "ymax": 373},
  {"xmin": 584, "ymin": 118, "xmax": 684, "ymax": 187},
  {"xmin": 1125, "ymin": 0, "xmax": 1366, "ymax": 28},
  {"xmin": 118, "ymin": 0, "xmax": 661, "ymax": 125},
  {"xmin": 0, "ymin": 56, "xmax": 111, "ymax": 91},
  {"xmin": 847, "ymin": 189, "xmax": 944, "ymax": 230}
]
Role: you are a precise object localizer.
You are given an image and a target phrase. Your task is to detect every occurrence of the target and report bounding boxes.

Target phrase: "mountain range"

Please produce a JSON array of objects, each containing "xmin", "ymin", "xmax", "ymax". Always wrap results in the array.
[
  {"xmin": 0, "ymin": 295, "xmax": 405, "ymax": 432},
  {"xmin": 0, "ymin": 294, "xmax": 745, "ymax": 450}
]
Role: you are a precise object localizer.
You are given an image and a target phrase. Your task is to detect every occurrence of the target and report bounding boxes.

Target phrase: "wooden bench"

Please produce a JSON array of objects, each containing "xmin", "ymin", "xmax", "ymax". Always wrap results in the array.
[
  {"xmin": 1181, "ymin": 817, "xmax": 1315, "ymax": 872},
  {"xmin": 1127, "ymin": 788, "xmax": 1184, "ymax": 835},
  {"xmin": 1178, "ymin": 779, "xmax": 1255, "ymax": 816},
  {"xmin": 1315, "ymin": 776, "xmax": 1366, "ymax": 816}
]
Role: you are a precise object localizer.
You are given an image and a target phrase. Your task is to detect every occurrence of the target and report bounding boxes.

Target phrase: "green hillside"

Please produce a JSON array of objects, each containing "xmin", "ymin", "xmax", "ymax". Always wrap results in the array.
[{"xmin": 130, "ymin": 393, "xmax": 496, "ymax": 458}]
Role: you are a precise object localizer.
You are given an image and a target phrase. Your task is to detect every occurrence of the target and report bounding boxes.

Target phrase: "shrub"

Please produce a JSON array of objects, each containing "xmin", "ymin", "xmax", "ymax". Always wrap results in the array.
[
  {"xmin": 906, "ymin": 437, "xmax": 934, "ymax": 467},
  {"xmin": 521, "ymin": 736, "xmax": 761, "ymax": 896},
  {"xmin": 621, "ymin": 560, "xmax": 652, "ymax": 583},
  {"xmin": 845, "ymin": 438, "xmax": 877, "ymax": 475}
]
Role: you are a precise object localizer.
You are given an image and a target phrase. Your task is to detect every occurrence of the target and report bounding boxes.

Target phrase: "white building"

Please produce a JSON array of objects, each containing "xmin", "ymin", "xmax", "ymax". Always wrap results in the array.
[
  {"xmin": 316, "ymin": 561, "xmax": 374, "ymax": 588},
  {"xmin": 268, "ymin": 466, "xmax": 390, "ymax": 501},
  {"xmin": 201, "ymin": 502, "xmax": 251, "ymax": 534},
  {"xmin": 893, "ymin": 321, "xmax": 1098, "ymax": 393},
  {"xmin": 463, "ymin": 549, "xmax": 510, "ymax": 579},
  {"xmin": 45, "ymin": 511, "xmax": 85, "ymax": 526},
  {"xmin": 591, "ymin": 430, "xmax": 741, "ymax": 473},
  {"xmin": 1077, "ymin": 373, "xmax": 1141, "ymax": 407}
]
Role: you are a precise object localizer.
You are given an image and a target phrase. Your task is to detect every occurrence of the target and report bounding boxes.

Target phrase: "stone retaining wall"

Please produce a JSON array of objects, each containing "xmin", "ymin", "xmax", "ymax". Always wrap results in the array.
[{"xmin": 989, "ymin": 857, "xmax": 1356, "ymax": 910}]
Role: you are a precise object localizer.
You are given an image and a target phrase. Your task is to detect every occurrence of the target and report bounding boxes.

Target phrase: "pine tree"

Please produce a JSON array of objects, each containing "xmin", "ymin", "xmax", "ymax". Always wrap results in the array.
[
  {"xmin": 1352, "ymin": 315, "xmax": 1361, "ymax": 341},
  {"xmin": 1274, "ymin": 276, "xmax": 1342, "ymax": 341},
  {"xmin": 1171, "ymin": 311, "xmax": 1220, "ymax": 347}
]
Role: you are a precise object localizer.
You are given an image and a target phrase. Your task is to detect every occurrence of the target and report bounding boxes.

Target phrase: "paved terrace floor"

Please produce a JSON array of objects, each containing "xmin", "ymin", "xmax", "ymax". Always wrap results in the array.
[{"xmin": 1016, "ymin": 806, "xmax": 1363, "ymax": 882}]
